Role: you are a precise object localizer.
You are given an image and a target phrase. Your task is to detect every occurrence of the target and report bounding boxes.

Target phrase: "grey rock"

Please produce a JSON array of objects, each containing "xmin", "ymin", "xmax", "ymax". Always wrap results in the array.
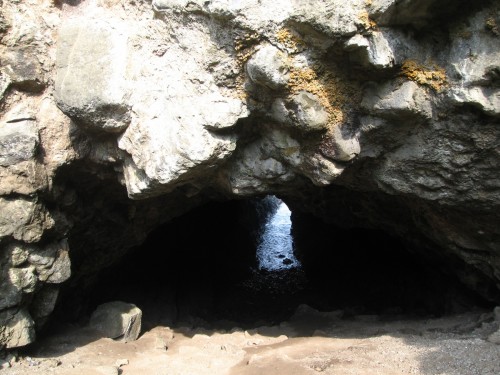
[
  {"xmin": 89, "ymin": 301, "xmax": 142, "ymax": 342},
  {"xmin": 320, "ymin": 125, "xmax": 360, "ymax": 162},
  {"xmin": 362, "ymin": 80, "xmax": 433, "ymax": 120},
  {"xmin": 1, "ymin": 47, "xmax": 45, "ymax": 92},
  {"xmin": 8, "ymin": 267, "xmax": 37, "ymax": 294},
  {"xmin": 292, "ymin": 91, "xmax": 330, "ymax": 131},
  {"xmin": 0, "ymin": 117, "xmax": 38, "ymax": 167},
  {"xmin": 0, "ymin": 308, "xmax": 35, "ymax": 349},
  {"xmin": 116, "ymin": 16, "xmax": 247, "ymax": 198},
  {"xmin": 3, "ymin": 243, "xmax": 30, "ymax": 267},
  {"xmin": 298, "ymin": 152, "xmax": 345, "ymax": 186},
  {"xmin": 0, "ymin": 277, "xmax": 22, "ymax": 311},
  {"xmin": 54, "ymin": 18, "xmax": 130, "ymax": 132},
  {"xmin": 366, "ymin": 31, "xmax": 395, "ymax": 69},
  {"xmin": 271, "ymin": 92, "xmax": 330, "ymax": 132},
  {"xmin": 449, "ymin": 87, "xmax": 500, "ymax": 116},
  {"xmin": 246, "ymin": 45, "xmax": 289, "ymax": 90},
  {"xmin": 29, "ymin": 240, "xmax": 71, "ymax": 284},
  {"xmin": 290, "ymin": 0, "xmax": 365, "ymax": 37},
  {"xmin": 0, "ymin": 198, "xmax": 53, "ymax": 243},
  {"xmin": 226, "ymin": 139, "xmax": 295, "ymax": 196}
]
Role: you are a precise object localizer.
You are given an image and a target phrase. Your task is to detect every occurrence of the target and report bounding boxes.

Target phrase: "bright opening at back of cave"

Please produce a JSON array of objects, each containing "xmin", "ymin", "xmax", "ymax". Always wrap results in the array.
[{"xmin": 256, "ymin": 200, "xmax": 300, "ymax": 271}]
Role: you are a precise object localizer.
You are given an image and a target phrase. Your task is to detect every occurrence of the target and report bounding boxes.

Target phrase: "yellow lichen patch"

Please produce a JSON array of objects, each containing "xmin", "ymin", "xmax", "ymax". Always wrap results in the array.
[
  {"xmin": 400, "ymin": 60, "xmax": 448, "ymax": 92},
  {"xmin": 287, "ymin": 65, "xmax": 359, "ymax": 128},
  {"xmin": 359, "ymin": 11, "xmax": 377, "ymax": 31},
  {"xmin": 234, "ymin": 32, "xmax": 261, "ymax": 101},
  {"xmin": 276, "ymin": 28, "xmax": 305, "ymax": 53},
  {"xmin": 234, "ymin": 31, "xmax": 260, "ymax": 65}
]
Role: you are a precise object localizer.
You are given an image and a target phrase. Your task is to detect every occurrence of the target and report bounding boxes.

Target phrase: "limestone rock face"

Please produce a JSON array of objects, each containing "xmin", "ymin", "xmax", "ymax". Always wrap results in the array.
[{"xmin": 0, "ymin": 0, "xmax": 500, "ymax": 348}]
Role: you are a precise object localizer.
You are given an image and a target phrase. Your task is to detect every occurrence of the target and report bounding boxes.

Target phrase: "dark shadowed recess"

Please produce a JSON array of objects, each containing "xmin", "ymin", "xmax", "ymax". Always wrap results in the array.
[{"xmin": 77, "ymin": 197, "xmax": 492, "ymax": 331}]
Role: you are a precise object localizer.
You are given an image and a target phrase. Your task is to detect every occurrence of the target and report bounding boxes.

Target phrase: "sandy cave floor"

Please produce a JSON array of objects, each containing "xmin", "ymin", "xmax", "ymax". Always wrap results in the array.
[{"xmin": 2, "ymin": 306, "xmax": 500, "ymax": 375}]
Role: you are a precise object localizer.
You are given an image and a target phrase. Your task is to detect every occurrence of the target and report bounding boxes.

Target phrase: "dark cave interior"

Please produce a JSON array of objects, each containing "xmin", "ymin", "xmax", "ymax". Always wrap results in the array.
[{"xmin": 70, "ymin": 197, "xmax": 493, "ymax": 332}]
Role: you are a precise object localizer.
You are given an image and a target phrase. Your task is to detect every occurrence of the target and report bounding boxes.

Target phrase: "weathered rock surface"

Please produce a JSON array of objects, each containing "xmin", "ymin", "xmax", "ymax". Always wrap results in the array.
[
  {"xmin": 0, "ymin": 308, "xmax": 35, "ymax": 349},
  {"xmin": 0, "ymin": 0, "xmax": 499, "ymax": 349}
]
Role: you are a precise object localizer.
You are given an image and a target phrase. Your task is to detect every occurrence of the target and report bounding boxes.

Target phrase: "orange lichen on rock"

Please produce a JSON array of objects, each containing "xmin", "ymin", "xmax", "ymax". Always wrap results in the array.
[
  {"xmin": 359, "ymin": 11, "xmax": 377, "ymax": 31},
  {"xmin": 276, "ymin": 28, "xmax": 305, "ymax": 53},
  {"xmin": 287, "ymin": 65, "xmax": 359, "ymax": 128},
  {"xmin": 234, "ymin": 31, "xmax": 261, "ymax": 101},
  {"xmin": 400, "ymin": 60, "xmax": 448, "ymax": 92}
]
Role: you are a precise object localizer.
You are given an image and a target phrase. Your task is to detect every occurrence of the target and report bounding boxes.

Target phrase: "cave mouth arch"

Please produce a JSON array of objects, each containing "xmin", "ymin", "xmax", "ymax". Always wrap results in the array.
[{"xmin": 55, "ymin": 195, "xmax": 493, "ymax": 333}]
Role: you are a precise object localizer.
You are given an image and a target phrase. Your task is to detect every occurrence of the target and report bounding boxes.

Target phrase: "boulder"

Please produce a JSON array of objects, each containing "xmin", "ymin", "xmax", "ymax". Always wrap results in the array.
[{"xmin": 89, "ymin": 301, "xmax": 142, "ymax": 342}]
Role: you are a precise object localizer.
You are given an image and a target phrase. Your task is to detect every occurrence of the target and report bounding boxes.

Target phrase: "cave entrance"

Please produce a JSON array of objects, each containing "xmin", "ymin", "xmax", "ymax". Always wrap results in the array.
[{"xmin": 82, "ymin": 196, "xmax": 490, "ymax": 331}]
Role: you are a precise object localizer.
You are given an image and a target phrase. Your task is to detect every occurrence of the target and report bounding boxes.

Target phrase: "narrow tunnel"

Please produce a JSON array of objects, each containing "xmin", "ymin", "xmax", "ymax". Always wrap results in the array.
[{"xmin": 58, "ymin": 195, "xmax": 493, "ymax": 333}]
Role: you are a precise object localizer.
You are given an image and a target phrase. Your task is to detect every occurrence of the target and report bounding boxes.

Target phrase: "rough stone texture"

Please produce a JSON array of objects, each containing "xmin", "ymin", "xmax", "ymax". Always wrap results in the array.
[
  {"xmin": 0, "ymin": 198, "xmax": 54, "ymax": 243},
  {"xmin": 28, "ymin": 240, "xmax": 71, "ymax": 284},
  {"xmin": 89, "ymin": 301, "xmax": 142, "ymax": 342},
  {"xmin": 0, "ymin": 0, "xmax": 499, "ymax": 349},
  {"xmin": 54, "ymin": 17, "xmax": 130, "ymax": 133},
  {"xmin": 246, "ymin": 45, "xmax": 289, "ymax": 90},
  {"xmin": 0, "ymin": 308, "xmax": 35, "ymax": 349},
  {"xmin": 0, "ymin": 103, "xmax": 39, "ymax": 166},
  {"xmin": 1, "ymin": 46, "xmax": 45, "ymax": 93}
]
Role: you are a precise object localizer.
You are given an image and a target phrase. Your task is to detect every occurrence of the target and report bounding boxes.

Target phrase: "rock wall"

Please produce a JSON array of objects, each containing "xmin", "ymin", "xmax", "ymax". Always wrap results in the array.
[{"xmin": 0, "ymin": 0, "xmax": 499, "ymax": 348}]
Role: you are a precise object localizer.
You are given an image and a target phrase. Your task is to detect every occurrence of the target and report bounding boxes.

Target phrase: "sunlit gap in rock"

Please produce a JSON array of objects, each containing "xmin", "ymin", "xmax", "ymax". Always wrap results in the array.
[{"xmin": 256, "ymin": 198, "xmax": 301, "ymax": 271}]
